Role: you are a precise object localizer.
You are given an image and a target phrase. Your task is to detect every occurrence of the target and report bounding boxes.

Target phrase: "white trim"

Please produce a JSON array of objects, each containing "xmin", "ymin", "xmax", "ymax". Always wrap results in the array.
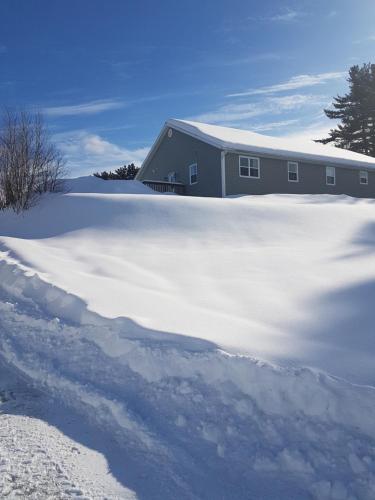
[
  {"xmin": 221, "ymin": 151, "xmax": 226, "ymax": 197},
  {"xmin": 326, "ymin": 166, "xmax": 336, "ymax": 186},
  {"xmin": 359, "ymin": 170, "xmax": 368, "ymax": 185},
  {"xmin": 239, "ymin": 156, "xmax": 260, "ymax": 179},
  {"xmin": 287, "ymin": 161, "xmax": 299, "ymax": 182},
  {"xmin": 136, "ymin": 123, "xmax": 169, "ymax": 180},
  {"xmin": 142, "ymin": 179, "xmax": 184, "ymax": 185},
  {"xmin": 189, "ymin": 163, "xmax": 198, "ymax": 185},
  {"xmin": 167, "ymin": 171, "xmax": 176, "ymax": 182}
]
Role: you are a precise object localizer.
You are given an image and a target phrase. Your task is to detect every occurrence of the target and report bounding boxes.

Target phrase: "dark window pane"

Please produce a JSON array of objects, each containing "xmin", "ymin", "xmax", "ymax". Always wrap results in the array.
[
  {"xmin": 240, "ymin": 166, "xmax": 249, "ymax": 176},
  {"xmin": 240, "ymin": 157, "xmax": 249, "ymax": 167},
  {"xmin": 289, "ymin": 172, "xmax": 298, "ymax": 181},
  {"xmin": 250, "ymin": 167, "xmax": 259, "ymax": 177}
]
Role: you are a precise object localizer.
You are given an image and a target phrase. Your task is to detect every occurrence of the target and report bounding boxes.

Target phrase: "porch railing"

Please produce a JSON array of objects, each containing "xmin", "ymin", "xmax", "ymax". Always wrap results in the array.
[{"xmin": 142, "ymin": 180, "xmax": 185, "ymax": 195}]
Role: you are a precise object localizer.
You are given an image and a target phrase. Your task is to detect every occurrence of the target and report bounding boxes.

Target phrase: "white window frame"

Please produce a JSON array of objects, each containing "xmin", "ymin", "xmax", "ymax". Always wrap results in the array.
[
  {"xmin": 326, "ymin": 166, "xmax": 336, "ymax": 186},
  {"xmin": 189, "ymin": 163, "xmax": 198, "ymax": 185},
  {"xmin": 360, "ymin": 170, "xmax": 368, "ymax": 185},
  {"xmin": 287, "ymin": 161, "xmax": 299, "ymax": 183},
  {"xmin": 239, "ymin": 156, "xmax": 260, "ymax": 179}
]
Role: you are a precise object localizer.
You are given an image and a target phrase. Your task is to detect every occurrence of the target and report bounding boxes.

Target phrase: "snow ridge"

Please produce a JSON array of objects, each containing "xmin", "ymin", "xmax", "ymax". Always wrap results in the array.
[{"xmin": 1, "ymin": 257, "xmax": 375, "ymax": 499}]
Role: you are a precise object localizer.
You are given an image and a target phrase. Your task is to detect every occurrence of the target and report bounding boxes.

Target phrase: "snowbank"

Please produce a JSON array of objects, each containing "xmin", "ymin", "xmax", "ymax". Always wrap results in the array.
[
  {"xmin": 1, "ymin": 261, "xmax": 375, "ymax": 499},
  {"xmin": 1, "ymin": 177, "xmax": 375, "ymax": 498},
  {"xmin": 64, "ymin": 175, "xmax": 156, "ymax": 195},
  {"xmin": 1, "ymin": 177, "xmax": 375, "ymax": 384}
]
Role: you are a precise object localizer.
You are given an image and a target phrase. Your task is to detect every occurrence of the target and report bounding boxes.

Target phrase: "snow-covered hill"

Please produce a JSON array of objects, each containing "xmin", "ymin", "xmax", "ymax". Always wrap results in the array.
[{"xmin": 1, "ymin": 176, "xmax": 375, "ymax": 499}]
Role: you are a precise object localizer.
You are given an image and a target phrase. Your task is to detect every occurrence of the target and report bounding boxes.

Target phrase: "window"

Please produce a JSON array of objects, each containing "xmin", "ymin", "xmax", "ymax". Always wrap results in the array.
[
  {"xmin": 239, "ymin": 156, "xmax": 260, "ymax": 178},
  {"xmin": 326, "ymin": 166, "xmax": 336, "ymax": 186},
  {"xmin": 288, "ymin": 162, "xmax": 299, "ymax": 182},
  {"xmin": 360, "ymin": 170, "xmax": 368, "ymax": 185},
  {"xmin": 189, "ymin": 163, "xmax": 198, "ymax": 185}
]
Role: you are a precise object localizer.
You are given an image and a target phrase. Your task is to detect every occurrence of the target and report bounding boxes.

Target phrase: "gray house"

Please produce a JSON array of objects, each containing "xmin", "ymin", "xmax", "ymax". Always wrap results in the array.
[{"xmin": 136, "ymin": 119, "xmax": 375, "ymax": 198}]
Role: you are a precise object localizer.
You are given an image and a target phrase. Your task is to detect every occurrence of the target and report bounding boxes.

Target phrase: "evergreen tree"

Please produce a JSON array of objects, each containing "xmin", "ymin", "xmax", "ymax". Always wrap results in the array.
[
  {"xmin": 93, "ymin": 163, "xmax": 140, "ymax": 180},
  {"xmin": 317, "ymin": 63, "xmax": 375, "ymax": 157}
]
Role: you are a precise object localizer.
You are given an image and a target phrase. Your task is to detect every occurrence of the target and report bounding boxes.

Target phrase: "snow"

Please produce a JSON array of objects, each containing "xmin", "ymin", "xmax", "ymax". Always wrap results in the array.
[
  {"xmin": 168, "ymin": 119, "xmax": 375, "ymax": 169},
  {"xmin": 1, "ymin": 176, "xmax": 375, "ymax": 498},
  {"xmin": 1, "ymin": 178, "xmax": 375, "ymax": 385},
  {"xmin": 0, "ymin": 360, "xmax": 135, "ymax": 499}
]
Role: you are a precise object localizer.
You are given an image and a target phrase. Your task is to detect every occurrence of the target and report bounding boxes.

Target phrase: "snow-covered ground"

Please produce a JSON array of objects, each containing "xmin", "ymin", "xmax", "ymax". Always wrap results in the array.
[
  {"xmin": 1, "ymin": 176, "xmax": 375, "ymax": 499},
  {"xmin": 0, "ymin": 361, "xmax": 135, "ymax": 499}
]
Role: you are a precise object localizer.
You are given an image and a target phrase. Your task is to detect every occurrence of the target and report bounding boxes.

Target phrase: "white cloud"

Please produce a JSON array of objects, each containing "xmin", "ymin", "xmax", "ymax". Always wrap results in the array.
[
  {"xmin": 190, "ymin": 94, "xmax": 327, "ymax": 126},
  {"xmin": 54, "ymin": 130, "xmax": 149, "ymax": 176},
  {"xmin": 227, "ymin": 72, "xmax": 345, "ymax": 97},
  {"xmin": 249, "ymin": 119, "xmax": 299, "ymax": 132},
  {"xmin": 279, "ymin": 122, "xmax": 334, "ymax": 143},
  {"xmin": 354, "ymin": 34, "xmax": 375, "ymax": 44},
  {"xmin": 43, "ymin": 99, "xmax": 125, "ymax": 117},
  {"xmin": 270, "ymin": 9, "xmax": 303, "ymax": 22}
]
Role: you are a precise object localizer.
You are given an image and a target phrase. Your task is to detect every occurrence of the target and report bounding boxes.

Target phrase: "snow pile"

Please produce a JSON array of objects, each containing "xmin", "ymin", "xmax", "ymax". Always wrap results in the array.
[
  {"xmin": 1, "ymin": 176, "xmax": 375, "ymax": 498},
  {"xmin": 1, "ymin": 264, "xmax": 375, "ymax": 499},
  {"xmin": 1, "ymin": 177, "xmax": 375, "ymax": 384}
]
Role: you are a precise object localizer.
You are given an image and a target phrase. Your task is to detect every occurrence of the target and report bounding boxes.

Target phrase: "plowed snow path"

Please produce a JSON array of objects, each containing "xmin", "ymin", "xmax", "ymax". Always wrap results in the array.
[{"xmin": 0, "ymin": 365, "xmax": 135, "ymax": 500}]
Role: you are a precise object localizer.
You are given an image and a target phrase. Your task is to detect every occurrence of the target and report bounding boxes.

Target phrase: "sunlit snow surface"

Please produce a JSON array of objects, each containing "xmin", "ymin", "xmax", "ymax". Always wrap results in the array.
[
  {"xmin": 1, "ymin": 176, "xmax": 375, "ymax": 384},
  {"xmin": 1, "ymin": 177, "xmax": 375, "ymax": 499}
]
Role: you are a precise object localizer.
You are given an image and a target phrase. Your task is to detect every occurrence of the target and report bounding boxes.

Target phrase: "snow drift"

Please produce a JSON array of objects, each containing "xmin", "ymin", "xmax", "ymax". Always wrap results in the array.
[
  {"xmin": 1, "ymin": 176, "xmax": 375, "ymax": 499},
  {"xmin": 1, "ymin": 176, "xmax": 375, "ymax": 384}
]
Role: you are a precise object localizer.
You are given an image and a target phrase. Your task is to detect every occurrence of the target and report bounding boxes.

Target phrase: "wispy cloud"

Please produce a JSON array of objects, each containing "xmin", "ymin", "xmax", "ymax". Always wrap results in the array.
[
  {"xmin": 181, "ymin": 52, "xmax": 283, "ymax": 72},
  {"xmin": 353, "ymin": 34, "xmax": 375, "ymax": 44},
  {"xmin": 227, "ymin": 72, "xmax": 345, "ymax": 97},
  {"xmin": 54, "ymin": 130, "xmax": 149, "ymax": 176},
  {"xmin": 189, "ymin": 94, "xmax": 327, "ymax": 126},
  {"xmin": 269, "ymin": 9, "xmax": 304, "ymax": 22},
  {"xmin": 279, "ymin": 121, "xmax": 334, "ymax": 143},
  {"xmin": 249, "ymin": 119, "xmax": 299, "ymax": 132},
  {"xmin": 43, "ymin": 99, "xmax": 125, "ymax": 117}
]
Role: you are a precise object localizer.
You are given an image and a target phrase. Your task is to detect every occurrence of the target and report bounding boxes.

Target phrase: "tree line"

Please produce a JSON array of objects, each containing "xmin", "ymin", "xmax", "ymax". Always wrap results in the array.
[{"xmin": 93, "ymin": 163, "xmax": 139, "ymax": 180}]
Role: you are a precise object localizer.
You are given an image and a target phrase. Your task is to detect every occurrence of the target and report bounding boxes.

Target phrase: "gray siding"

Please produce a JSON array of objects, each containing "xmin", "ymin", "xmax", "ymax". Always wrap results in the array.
[
  {"xmin": 140, "ymin": 128, "xmax": 375, "ymax": 198},
  {"xmin": 138, "ymin": 128, "xmax": 222, "ymax": 197},
  {"xmin": 225, "ymin": 152, "xmax": 375, "ymax": 198}
]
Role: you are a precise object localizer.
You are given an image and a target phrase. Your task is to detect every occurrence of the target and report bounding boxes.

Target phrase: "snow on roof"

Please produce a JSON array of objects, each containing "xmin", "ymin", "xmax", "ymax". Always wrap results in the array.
[{"xmin": 167, "ymin": 119, "xmax": 375, "ymax": 170}]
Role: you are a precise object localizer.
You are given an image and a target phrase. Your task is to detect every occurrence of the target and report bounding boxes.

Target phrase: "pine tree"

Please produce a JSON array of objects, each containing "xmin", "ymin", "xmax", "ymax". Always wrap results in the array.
[
  {"xmin": 93, "ymin": 163, "xmax": 140, "ymax": 180},
  {"xmin": 317, "ymin": 63, "xmax": 375, "ymax": 157}
]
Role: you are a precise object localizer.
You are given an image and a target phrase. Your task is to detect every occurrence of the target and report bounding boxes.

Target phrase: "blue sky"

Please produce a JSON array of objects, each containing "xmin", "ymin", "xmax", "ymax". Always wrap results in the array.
[{"xmin": 1, "ymin": 0, "xmax": 374, "ymax": 176}]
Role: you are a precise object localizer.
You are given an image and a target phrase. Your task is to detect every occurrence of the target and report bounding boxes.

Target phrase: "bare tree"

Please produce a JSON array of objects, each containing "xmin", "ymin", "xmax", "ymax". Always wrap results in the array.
[{"xmin": 0, "ymin": 109, "xmax": 66, "ymax": 212}]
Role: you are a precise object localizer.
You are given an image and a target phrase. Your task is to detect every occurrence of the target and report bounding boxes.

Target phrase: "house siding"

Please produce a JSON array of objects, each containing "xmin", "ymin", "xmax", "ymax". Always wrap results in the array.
[
  {"xmin": 138, "ymin": 128, "xmax": 222, "ymax": 197},
  {"xmin": 225, "ymin": 152, "xmax": 375, "ymax": 198}
]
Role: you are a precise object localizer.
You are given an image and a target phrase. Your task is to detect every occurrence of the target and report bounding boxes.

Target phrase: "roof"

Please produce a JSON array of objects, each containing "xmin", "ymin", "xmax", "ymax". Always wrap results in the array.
[{"xmin": 166, "ymin": 119, "xmax": 375, "ymax": 170}]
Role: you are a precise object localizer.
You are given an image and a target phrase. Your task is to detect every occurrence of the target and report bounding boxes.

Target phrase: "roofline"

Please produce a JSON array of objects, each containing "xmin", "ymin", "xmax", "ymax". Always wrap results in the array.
[
  {"xmin": 135, "ymin": 122, "xmax": 169, "ymax": 180},
  {"xmin": 168, "ymin": 119, "xmax": 375, "ymax": 170},
  {"xmin": 137, "ymin": 119, "xmax": 375, "ymax": 178}
]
